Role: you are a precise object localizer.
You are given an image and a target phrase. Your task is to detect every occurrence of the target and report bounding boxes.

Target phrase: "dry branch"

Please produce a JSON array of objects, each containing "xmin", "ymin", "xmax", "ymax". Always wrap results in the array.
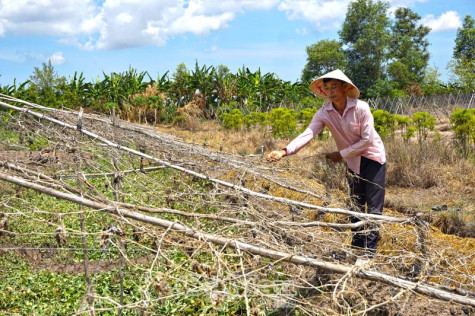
[
  {"xmin": 0, "ymin": 101, "xmax": 412, "ymax": 225},
  {"xmin": 0, "ymin": 160, "xmax": 366, "ymax": 229},
  {"xmin": 0, "ymin": 171, "xmax": 473, "ymax": 308},
  {"xmin": 56, "ymin": 166, "xmax": 167, "ymax": 179}
]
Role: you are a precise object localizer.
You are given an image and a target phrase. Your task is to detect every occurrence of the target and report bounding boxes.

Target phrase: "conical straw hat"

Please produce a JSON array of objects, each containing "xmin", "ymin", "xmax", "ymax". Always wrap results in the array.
[{"xmin": 310, "ymin": 69, "xmax": 360, "ymax": 99}]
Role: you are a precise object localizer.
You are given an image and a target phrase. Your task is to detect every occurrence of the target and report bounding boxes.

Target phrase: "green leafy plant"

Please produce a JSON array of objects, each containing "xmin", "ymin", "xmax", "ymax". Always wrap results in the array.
[
  {"xmin": 372, "ymin": 109, "xmax": 396, "ymax": 139},
  {"xmin": 146, "ymin": 95, "xmax": 164, "ymax": 124},
  {"xmin": 171, "ymin": 115, "xmax": 188, "ymax": 127},
  {"xmin": 450, "ymin": 108, "xmax": 475, "ymax": 156},
  {"xmin": 297, "ymin": 107, "xmax": 318, "ymax": 129},
  {"xmin": 394, "ymin": 114, "xmax": 414, "ymax": 141},
  {"xmin": 243, "ymin": 111, "xmax": 268, "ymax": 129},
  {"xmin": 412, "ymin": 111, "xmax": 435, "ymax": 141},
  {"xmin": 220, "ymin": 109, "xmax": 243, "ymax": 130},
  {"xmin": 267, "ymin": 107, "xmax": 297, "ymax": 138},
  {"xmin": 103, "ymin": 101, "xmax": 118, "ymax": 114}
]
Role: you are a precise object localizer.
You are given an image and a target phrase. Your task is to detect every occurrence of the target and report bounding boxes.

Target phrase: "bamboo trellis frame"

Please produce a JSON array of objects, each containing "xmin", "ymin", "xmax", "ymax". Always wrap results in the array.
[
  {"xmin": 0, "ymin": 171, "xmax": 473, "ymax": 307},
  {"xmin": 0, "ymin": 96, "xmax": 473, "ymax": 314},
  {"xmin": 366, "ymin": 91, "xmax": 474, "ymax": 114}
]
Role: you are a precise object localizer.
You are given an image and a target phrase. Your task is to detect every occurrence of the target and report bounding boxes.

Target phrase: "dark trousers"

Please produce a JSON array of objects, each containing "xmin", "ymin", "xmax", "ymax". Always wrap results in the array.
[{"xmin": 347, "ymin": 156, "xmax": 386, "ymax": 255}]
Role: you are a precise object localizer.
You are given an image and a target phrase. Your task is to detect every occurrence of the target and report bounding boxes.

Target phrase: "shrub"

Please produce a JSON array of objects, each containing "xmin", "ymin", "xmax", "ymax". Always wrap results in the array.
[
  {"xmin": 103, "ymin": 102, "xmax": 118, "ymax": 114},
  {"xmin": 297, "ymin": 107, "xmax": 318, "ymax": 131},
  {"xmin": 220, "ymin": 109, "xmax": 243, "ymax": 130},
  {"xmin": 450, "ymin": 108, "xmax": 475, "ymax": 156},
  {"xmin": 403, "ymin": 126, "xmax": 418, "ymax": 142},
  {"xmin": 133, "ymin": 96, "xmax": 147, "ymax": 105},
  {"xmin": 243, "ymin": 111, "xmax": 268, "ymax": 129},
  {"xmin": 172, "ymin": 115, "xmax": 187, "ymax": 127},
  {"xmin": 394, "ymin": 114, "xmax": 415, "ymax": 141},
  {"xmin": 267, "ymin": 108, "xmax": 297, "ymax": 138},
  {"xmin": 372, "ymin": 109, "xmax": 396, "ymax": 139},
  {"xmin": 147, "ymin": 95, "xmax": 163, "ymax": 107},
  {"xmin": 412, "ymin": 111, "xmax": 435, "ymax": 141}
]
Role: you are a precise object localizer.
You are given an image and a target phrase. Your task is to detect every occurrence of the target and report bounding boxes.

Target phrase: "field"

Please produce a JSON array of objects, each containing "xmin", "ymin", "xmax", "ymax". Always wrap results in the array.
[{"xmin": 0, "ymin": 96, "xmax": 474, "ymax": 315}]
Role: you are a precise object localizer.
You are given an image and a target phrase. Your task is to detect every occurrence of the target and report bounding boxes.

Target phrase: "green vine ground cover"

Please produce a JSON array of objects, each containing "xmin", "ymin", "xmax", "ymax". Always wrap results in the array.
[{"xmin": 0, "ymin": 123, "xmax": 296, "ymax": 314}]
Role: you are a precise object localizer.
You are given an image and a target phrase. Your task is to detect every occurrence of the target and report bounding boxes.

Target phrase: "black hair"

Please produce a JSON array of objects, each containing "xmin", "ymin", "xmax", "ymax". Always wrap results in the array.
[{"xmin": 323, "ymin": 78, "xmax": 345, "ymax": 84}]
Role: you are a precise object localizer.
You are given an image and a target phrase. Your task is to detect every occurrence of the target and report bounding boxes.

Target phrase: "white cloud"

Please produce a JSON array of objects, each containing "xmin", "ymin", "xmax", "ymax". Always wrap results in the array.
[
  {"xmin": 421, "ymin": 11, "xmax": 461, "ymax": 32},
  {"xmin": 94, "ymin": 0, "xmax": 280, "ymax": 50},
  {"xmin": 1, "ymin": 0, "xmax": 462, "ymax": 52},
  {"xmin": 170, "ymin": 11, "xmax": 235, "ymax": 36},
  {"xmin": 0, "ymin": 0, "xmax": 282, "ymax": 50},
  {"xmin": 0, "ymin": 0, "xmax": 337, "ymax": 50},
  {"xmin": 116, "ymin": 12, "xmax": 133, "ymax": 24},
  {"xmin": 0, "ymin": 0, "xmax": 100, "ymax": 36},
  {"xmin": 278, "ymin": 0, "xmax": 350, "ymax": 31},
  {"xmin": 48, "ymin": 51, "xmax": 66, "ymax": 65},
  {"xmin": 95, "ymin": 0, "xmax": 180, "ymax": 49}
]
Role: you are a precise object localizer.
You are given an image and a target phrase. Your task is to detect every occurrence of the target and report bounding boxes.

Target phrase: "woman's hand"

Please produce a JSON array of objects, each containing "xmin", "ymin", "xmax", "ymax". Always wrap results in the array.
[{"xmin": 266, "ymin": 150, "xmax": 287, "ymax": 162}]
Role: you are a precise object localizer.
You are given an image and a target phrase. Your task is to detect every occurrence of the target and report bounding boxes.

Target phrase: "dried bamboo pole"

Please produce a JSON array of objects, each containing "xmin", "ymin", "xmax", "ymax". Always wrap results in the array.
[
  {"xmin": 1, "ymin": 171, "xmax": 474, "ymax": 308},
  {"xmin": 56, "ymin": 166, "xmax": 166, "ymax": 179},
  {"xmin": 75, "ymin": 108, "xmax": 95, "ymax": 315},
  {"xmin": 111, "ymin": 202, "xmax": 368, "ymax": 229},
  {"xmin": 0, "ymin": 161, "xmax": 104, "ymax": 203},
  {"xmin": 0, "ymin": 160, "xmax": 365, "ymax": 229},
  {"xmin": 0, "ymin": 94, "xmax": 340, "ymax": 201},
  {"xmin": 109, "ymin": 119, "xmax": 125, "ymax": 315},
  {"xmin": 0, "ymin": 101, "xmax": 411, "ymax": 225}
]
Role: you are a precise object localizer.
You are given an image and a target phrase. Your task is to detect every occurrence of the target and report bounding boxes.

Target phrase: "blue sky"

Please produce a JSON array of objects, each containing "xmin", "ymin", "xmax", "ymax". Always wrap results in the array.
[{"xmin": 0, "ymin": 0, "xmax": 473, "ymax": 86}]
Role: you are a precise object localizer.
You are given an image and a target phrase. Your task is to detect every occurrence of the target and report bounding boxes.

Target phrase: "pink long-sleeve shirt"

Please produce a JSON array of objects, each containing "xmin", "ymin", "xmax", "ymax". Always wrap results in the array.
[{"xmin": 284, "ymin": 97, "xmax": 386, "ymax": 175}]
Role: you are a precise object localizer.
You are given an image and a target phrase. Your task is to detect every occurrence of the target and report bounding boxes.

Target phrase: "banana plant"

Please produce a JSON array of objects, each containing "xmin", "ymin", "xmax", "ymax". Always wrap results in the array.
[
  {"xmin": 170, "ymin": 63, "xmax": 193, "ymax": 108},
  {"xmin": 66, "ymin": 71, "xmax": 89, "ymax": 107},
  {"xmin": 189, "ymin": 61, "xmax": 216, "ymax": 117},
  {"xmin": 214, "ymin": 71, "xmax": 237, "ymax": 110},
  {"xmin": 155, "ymin": 71, "xmax": 171, "ymax": 93},
  {"xmin": 123, "ymin": 67, "xmax": 150, "ymax": 101},
  {"xmin": 1, "ymin": 79, "xmax": 31, "ymax": 101},
  {"xmin": 85, "ymin": 76, "xmax": 106, "ymax": 110}
]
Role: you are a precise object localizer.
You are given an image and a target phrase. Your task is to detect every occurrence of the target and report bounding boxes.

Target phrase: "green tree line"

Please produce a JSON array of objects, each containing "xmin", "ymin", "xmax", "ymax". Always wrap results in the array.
[
  {"xmin": 0, "ymin": 1, "xmax": 473, "ymax": 118},
  {"xmin": 303, "ymin": 2, "xmax": 473, "ymax": 98},
  {"xmin": 0, "ymin": 61, "xmax": 320, "ymax": 121}
]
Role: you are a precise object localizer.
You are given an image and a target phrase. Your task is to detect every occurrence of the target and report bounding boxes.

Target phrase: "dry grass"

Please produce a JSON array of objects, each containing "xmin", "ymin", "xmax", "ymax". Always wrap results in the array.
[
  {"xmin": 158, "ymin": 121, "xmax": 278, "ymax": 156},
  {"xmin": 157, "ymin": 118, "xmax": 475, "ymax": 238},
  {"xmin": 384, "ymin": 136, "xmax": 473, "ymax": 189}
]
